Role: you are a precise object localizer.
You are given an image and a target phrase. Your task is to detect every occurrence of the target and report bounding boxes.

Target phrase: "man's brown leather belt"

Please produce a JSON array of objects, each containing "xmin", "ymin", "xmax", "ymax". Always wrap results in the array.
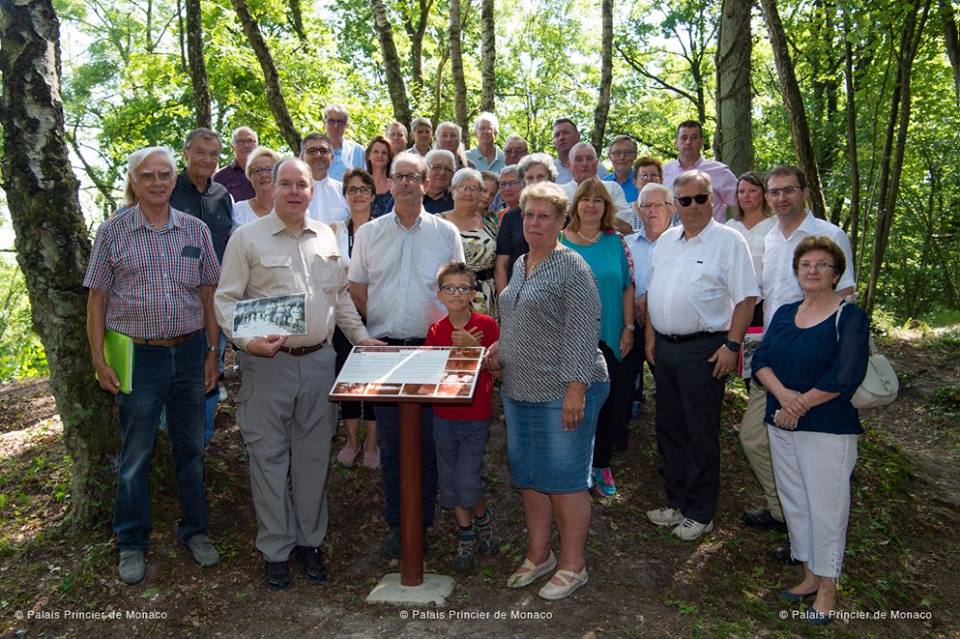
[
  {"xmin": 278, "ymin": 342, "xmax": 326, "ymax": 356},
  {"xmin": 131, "ymin": 329, "xmax": 202, "ymax": 347}
]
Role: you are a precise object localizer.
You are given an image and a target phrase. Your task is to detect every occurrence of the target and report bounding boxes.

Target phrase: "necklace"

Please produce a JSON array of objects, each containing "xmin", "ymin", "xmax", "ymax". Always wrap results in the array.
[{"xmin": 574, "ymin": 228, "xmax": 602, "ymax": 244}]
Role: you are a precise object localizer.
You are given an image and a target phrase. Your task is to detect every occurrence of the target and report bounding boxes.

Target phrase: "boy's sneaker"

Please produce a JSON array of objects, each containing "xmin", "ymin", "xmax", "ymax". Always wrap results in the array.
[
  {"xmin": 591, "ymin": 467, "xmax": 617, "ymax": 497},
  {"xmin": 672, "ymin": 518, "xmax": 714, "ymax": 541},
  {"xmin": 646, "ymin": 506, "xmax": 684, "ymax": 527},
  {"xmin": 475, "ymin": 510, "xmax": 498, "ymax": 555},
  {"xmin": 453, "ymin": 527, "xmax": 477, "ymax": 572}
]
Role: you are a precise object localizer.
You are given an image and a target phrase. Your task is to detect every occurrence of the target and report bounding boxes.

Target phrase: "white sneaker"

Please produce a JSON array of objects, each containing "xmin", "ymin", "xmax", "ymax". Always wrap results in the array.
[
  {"xmin": 646, "ymin": 506, "xmax": 684, "ymax": 527},
  {"xmin": 218, "ymin": 386, "xmax": 228, "ymax": 402},
  {"xmin": 672, "ymin": 518, "xmax": 714, "ymax": 541}
]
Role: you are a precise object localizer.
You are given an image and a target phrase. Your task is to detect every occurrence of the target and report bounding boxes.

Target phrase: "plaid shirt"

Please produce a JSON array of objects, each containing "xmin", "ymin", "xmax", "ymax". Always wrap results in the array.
[{"xmin": 84, "ymin": 206, "xmax": 221, "ymax": 340}]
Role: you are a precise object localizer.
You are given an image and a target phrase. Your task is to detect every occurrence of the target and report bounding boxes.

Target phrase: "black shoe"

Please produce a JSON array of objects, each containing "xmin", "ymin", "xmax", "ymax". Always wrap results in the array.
[
  {"xmin": 772, "ymin": 543, "xmax": 800, "ymax": 565},
  {"xmin": 381, "ymin": 527, "xmax": 401, "ymax": 560},
  {"xmin": 264, "ymin": 560, "xmax": 290, "ymax": 590},
  {"xmin": 741, "ymin": 509, "xmax": 788, "ymax": 533},
  {"xmin": 294, "ymin": 546, "xmax": 327, "ymax": 583}
]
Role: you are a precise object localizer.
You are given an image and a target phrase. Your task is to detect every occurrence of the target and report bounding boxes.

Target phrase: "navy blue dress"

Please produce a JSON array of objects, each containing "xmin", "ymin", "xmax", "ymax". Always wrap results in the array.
[{"xmin": 751, "ymin": 301, "xmax": 870, "ymax": 435}]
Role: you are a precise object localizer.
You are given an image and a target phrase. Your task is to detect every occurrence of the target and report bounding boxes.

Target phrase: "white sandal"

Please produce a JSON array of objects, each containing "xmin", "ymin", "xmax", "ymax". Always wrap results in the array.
[
  {"xmin": 538, "ymin": 566, "xmax": 588, "ymax": 600},
  {"xmin": 506, "ymin": 551, "xmax": 557, "ymax": 588}
]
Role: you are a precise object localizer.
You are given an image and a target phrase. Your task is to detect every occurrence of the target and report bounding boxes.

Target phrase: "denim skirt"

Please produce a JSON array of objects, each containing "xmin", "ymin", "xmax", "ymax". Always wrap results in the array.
[{"xmin": 502, "ymin": 381, "xmax": 610, "ymax": 493}]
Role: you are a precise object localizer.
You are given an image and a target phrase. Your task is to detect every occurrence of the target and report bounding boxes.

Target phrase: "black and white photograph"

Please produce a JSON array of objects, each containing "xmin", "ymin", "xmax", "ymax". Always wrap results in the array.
[{"xmin": 232, "ymin": 293, "xmax": 307, "ymax": 339}]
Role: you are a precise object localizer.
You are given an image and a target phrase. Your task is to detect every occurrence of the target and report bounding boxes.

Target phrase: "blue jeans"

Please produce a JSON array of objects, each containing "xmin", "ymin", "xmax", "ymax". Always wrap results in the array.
[
  {"xmin": 373, "ymin": 404, "xmax": 437, "ymax": 528},
  {"xmin": 114, "ymin": 333, "xmax": 209, "ymax": 551},
  {"xmin": 202, "ymin": 332, "xmax": 226, "ymax": 445}
]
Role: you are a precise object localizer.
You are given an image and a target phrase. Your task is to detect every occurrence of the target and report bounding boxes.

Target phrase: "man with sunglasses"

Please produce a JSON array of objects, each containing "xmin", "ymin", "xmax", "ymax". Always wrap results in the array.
[
  {"xmin": 737, "ymin": 165, "xmax": 856, "ymax": 563},
  {"xmin": 662, "ymin": 120, "xmax": 737, "ymax": 222},
  {"xmin": 300, "ymin": 133, "xmax": 348, "ymax": 224},
  {"xmin": 643, "ymin": 170, "xmax": 758, "ymax": 541},
  {"xmin": 348, "ymin": 152, "xmax": 465, "ymax": 559}
]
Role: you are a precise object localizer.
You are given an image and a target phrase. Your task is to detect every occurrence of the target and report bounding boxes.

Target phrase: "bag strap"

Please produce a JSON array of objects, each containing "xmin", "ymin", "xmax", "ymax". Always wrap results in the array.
[{"xmin": 833, "ymin": 300, "xmax": 847, "ymax": 341}]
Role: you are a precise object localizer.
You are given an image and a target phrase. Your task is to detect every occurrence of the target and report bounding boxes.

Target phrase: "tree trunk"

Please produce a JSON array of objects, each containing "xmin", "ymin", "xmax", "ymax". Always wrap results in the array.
[
  {"xmin": 842, "ymin": 6, "xmax": 861, "ymax": 266},
  {"xmin": 865, "ymin": 0, "xmax": 931, "ymax": 316},
  {"xmin": 941, "ymin": 0, "xmax": 960, "ymax": 104},
  {"xmin": 402, "ymin": 0, "xmax": 435, "ymax": 105},
  {"xmin": 760, "ymin": 0, "xmax": 827, "ymax": 219},
  {"xmin": 591, "ymin": 0, "xmax": 613, "ymax": 153},
  {"xmin": 449, "ymin": 0, "xmax": 469, "ymax": 146},
  {"xmin": 369, "ymin": 0, "xmax": 412, "ymax": 126},
  {"xmin": 287, "ymin": 0, "xmax": 308, "ymax": 46},
  {"xmin": 185, "ymin": 0, "xmax": 211, "ymax": 128},
  {"xmin": 715, "ymin": 0, "xmax": 753, "ymax": 176},
  {"xmin": 0, "ymin": 0, "xmax": 118, "ymax": 531},
  {"xmin": 231, "ymin": 0, "xmax": 301, "ymax": 154},
  {"xmin": 480, "ymin": 0, "xmax": 496, "ymax": 113}
]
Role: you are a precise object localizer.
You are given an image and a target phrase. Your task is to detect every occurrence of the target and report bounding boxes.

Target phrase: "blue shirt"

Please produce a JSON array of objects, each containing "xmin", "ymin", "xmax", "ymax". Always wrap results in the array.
[
  {"xmin": 560, "ymin": 232, "xmax": 632, "ymax": 359},
  {"xmin": 624, "ymin": 231, "xmax": 656, "ymax": 297},
  {"xmin": 751, "ymin": 301, "xmax": 870, "ymax": 435},
  {"xmin": 604, "ymin": 171, "xmax": 639, "ymax": 203},
  {"xmin": 329, "ymin": 139, "xmax": 366, "ymax": 181}
]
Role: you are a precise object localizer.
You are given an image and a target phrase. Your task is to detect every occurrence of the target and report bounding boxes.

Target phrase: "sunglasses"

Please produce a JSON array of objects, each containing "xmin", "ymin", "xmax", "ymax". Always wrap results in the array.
[{"xmin": 676, "ymin": 193, "xmax": 710, "ymax": 207}]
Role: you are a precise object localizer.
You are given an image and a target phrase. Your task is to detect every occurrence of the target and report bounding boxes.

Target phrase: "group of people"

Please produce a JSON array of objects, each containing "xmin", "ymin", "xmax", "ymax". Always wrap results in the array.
[{"xmin": 83, "ymin": 108, "xmax": 870, "ymax": 622}]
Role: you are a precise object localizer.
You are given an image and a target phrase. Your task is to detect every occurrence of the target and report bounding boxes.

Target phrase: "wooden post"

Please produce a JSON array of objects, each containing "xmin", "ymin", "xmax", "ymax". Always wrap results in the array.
[{"xmin": 398, "ymin": 402, "xmax": 424, "ymax": 586}]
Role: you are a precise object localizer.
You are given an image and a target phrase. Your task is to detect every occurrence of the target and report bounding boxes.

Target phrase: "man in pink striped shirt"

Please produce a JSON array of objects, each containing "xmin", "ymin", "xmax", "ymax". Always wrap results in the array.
[{"xmin": 661, "ymin": 121, "xmax": 738, "ymax": 223}]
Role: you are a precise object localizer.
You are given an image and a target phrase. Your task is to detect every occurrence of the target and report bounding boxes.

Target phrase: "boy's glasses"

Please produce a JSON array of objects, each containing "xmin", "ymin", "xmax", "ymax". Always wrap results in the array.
[{"xmin": 440, "ymin": 285, "xmax": 473, "ymax": 295}]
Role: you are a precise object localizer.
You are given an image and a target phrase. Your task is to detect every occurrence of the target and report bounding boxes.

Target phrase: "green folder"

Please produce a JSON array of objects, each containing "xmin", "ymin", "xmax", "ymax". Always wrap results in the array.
[{"xmin": 100, "ymin": 330, "xmax": 134, "ymax": 394}]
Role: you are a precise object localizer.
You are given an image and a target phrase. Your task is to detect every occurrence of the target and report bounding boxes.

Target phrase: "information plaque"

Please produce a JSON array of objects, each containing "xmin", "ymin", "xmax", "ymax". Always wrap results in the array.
[{"xmin": 329, "ymin": 345, "xmax": 484, "ymax": 403}]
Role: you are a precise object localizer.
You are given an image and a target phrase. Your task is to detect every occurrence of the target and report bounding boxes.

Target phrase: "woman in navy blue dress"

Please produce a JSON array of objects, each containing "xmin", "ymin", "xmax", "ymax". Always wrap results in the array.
[{"xmin": 752, "ymin": 236, "xmax": 869, "ymax": 625}]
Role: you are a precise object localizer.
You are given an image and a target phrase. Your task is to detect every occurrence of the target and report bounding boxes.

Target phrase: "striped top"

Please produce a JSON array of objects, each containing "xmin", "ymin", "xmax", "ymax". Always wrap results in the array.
[
  {"xmin": 498, "ymin": 247, "xmax": 608, "ymax": 402},
  {"xmin": 84, "ymin": 206, "xmax": 220, "ymax": 340}
]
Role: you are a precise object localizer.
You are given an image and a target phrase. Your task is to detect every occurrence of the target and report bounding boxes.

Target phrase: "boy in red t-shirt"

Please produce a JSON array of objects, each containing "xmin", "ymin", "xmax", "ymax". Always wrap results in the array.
[{"xmin": 425, "ymin": 261, "xmax": 500, "ymax": 572}]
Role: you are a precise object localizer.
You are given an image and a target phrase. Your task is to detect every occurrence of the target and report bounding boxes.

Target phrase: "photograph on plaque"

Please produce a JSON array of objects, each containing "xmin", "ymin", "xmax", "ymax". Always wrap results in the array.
[
  {"xmin": 233, "ymin": 293, "xmax": 307, "ymax": 338},
  {"xmin": 444, "ymin": 359, "xmax": 480, "ymax": 373},
  {"xmin": 329, "ymin": 345, "xmax": 487, "ymax": 402}
]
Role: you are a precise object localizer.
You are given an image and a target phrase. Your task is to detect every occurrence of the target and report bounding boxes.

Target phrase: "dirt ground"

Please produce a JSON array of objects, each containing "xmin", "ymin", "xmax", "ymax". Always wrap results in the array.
[{"xmin": 0, "ymin": 330, "xmax": 958, "ymax": 639}]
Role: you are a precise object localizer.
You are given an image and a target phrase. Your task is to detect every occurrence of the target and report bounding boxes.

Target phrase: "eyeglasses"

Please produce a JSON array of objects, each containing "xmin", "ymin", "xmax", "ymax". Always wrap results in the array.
[
  {"xmin": 636, "ymin": 172, "xmax": 660, "ymax": 181},
  {"xmin": 346, "ymin": 186, "xmax": 373, "ymax": 195},
  {"xmin": 768, "ymin": 185, "xmax": 803, "ymax": 197},
  {"xmin": 304, "ymin": 147, "xmax": 331, "ymax": 156},
  {"xmin": 798, "ymin": 261, "xmax": 835, "ymax": 272},
  {"xmin": 391, "ymin": 173, "xmax": 423, "ymax": 184},
  {"xmin": 249, "ymin": 167, "xmax": 274, "ymax": 176},
  {"xmin": 676, "ymin": 193, "xmax": 710, "ymax": 207},
  {"xmin": 440, "ymin": 285, "xmax": 473, "ymax": 295},
  {"xmin": 457, "ymin": 185, "xmax": 480, "ymax": 193},
  {"xmin": 500, "ymin": 180, "xmax": 522, "ymax": 188},
  {"xmin": 325, "ymin": 118, "xmax": 347, "ymax": 126},
  {"xmin": 638, "ymin": 202, "xmax": 670, "ymax": 210}
]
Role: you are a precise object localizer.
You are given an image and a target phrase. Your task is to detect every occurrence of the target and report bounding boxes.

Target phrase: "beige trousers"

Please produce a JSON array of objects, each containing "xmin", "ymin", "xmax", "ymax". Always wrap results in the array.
[{"xmin": 739, "ymin": 383, "xmax": 784, "ymax": 521}]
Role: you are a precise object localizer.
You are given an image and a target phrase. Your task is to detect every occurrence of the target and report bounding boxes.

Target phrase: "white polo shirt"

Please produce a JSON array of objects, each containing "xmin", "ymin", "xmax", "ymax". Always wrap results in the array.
[
  {"xmin": 347, "ymin": 210, "xmax": 464, "ymax": 339},
  {"xmin": 647, "ymin": 219, "xmax": 759, "ymax": 336},
  {"xmin": 308, "ymin": 177, "xmax": 349, "ymax": 225},
  {"xmin": 761, "ymin": 211, "xmax": 855, "ymax": 328}
]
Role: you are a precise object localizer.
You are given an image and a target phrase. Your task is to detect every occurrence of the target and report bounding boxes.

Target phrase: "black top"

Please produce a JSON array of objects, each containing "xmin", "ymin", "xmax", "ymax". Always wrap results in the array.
[
  {"xmin": 171, "ymin": 172, "xmax": 233, "ymax": 263},
  {"xmin": 495, "ymin": 207, "xmax": 528, "ymax": 282},
  {"xmin": 423, "ymin": 190, "xmax": 454, "ymax": 214}
]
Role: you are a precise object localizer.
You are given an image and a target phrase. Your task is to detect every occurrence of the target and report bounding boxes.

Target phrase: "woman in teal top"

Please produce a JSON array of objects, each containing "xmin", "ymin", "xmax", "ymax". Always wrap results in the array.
[{"xmin": 560, "ymin": 177, "xmax": 635, "ymax": 497}]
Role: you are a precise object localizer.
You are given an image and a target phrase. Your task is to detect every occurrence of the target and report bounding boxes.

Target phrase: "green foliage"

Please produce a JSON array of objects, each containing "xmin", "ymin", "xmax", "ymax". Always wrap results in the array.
[{"xmin": 0, "ymin": 261, "xmax": 48, "ymax": 383}]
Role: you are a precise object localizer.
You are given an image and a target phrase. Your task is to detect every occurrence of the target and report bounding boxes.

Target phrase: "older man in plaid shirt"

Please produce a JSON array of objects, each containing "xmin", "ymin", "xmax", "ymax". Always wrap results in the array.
[{"xmin": 85, "ymin": 146, "xmax": 222, "ymax": 586}]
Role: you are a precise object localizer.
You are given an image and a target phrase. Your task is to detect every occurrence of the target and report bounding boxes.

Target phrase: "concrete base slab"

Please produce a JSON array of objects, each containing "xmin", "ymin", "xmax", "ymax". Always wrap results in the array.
[{"xmin": 366, "ymin": 573, "xmax": 455, "ymax": 606}]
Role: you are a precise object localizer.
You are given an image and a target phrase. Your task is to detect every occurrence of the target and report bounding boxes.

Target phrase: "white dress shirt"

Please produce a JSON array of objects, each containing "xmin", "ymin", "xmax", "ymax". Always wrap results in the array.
[
  {"xmin": 562, "ymin": 180, "xmax": 632, "ymax": 222},
  {"xmin": 348, "ymin": 210, "xmax": 465, "ymax": 339},
  {"xmin": 761, "ymin": 211, "xmax": 855, "ymax": 328},
  {"xmin": 647, "ymin": 219, "xmax": 759, "ymax": 336},
  {"xmin": 308, "ymin": 177, "xmax": 349, "ymax": 225},
  {"xmin": 662, "ymin": 156, "xmax": 738, "ymax": 222},
  {"xmin": 726, "ymin": 216, "xmax": 777, "ymax": 289}
]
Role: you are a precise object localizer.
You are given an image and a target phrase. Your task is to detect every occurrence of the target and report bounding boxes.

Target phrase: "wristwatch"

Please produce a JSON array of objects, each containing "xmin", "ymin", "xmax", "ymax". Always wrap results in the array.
[
  {"xmin": 207, "ymin": 345, "xmax": 218, "ymax": 354},
  {"xmin": 624, "ymin": 325, "xmax": 635, "ymax": 332},
  {"xmin": 724, "ymin": 339, "xmax": 741, "ymax": 353}
]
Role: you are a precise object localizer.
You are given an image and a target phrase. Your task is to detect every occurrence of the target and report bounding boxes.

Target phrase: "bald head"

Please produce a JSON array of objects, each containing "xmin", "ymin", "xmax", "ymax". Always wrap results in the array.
[{"xmin": 273, "ymin": 158, "xmax": 313, "ymax": 220}]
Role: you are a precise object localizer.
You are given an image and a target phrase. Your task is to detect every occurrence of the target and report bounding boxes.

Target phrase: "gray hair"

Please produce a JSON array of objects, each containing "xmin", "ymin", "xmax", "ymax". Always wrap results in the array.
[
  {"xmin": 504, "ymin": 135, "xmax": 528, "ymax": 150},
  {"xmin": 639, "ymin": 182, "xmax": 673, "ymax": 204},
  {"xmin": 410, "ymin": 116, "xmax": 433, "ymax": 132},
  {"xmin": 322, "ymin": 104, "xmax": 349, "ymax": 120},
  {"xmin": 124, "ymin": 146, "xmax": 177, "ymax": 206},
  {"xmin": 390, "ymin": 152, "xmax": 429, "ymax": 179},
  {"xmin": 425, "ymin": 149, "xmax": 456, "ymax": 168},
  {"xmin": 499, "ymin": 164, "xmax": 520, "ymax": 180},
  {"xmin": 244, "ymin": 146, "xmax": 280, "ymax": 180},
  {"xmin": 434, "ymin": 121, "xmax": 462, "ymax": 142},
  {"xmin": 385, "ymin": 121, "xmax": 407, "ymax": 136},
  {"xmin": 231, "ymin": 126, "xmax": 258, "ymax": 144},
  {"xmin": 518, "ymin": 152, "xmax": 558, "ymax": 181},
  {"xmin": 473, "ymin": 111, "xmax": 499, "ymax": 134},
  {"xmin": 672, "ymin": 170, "xmax": 712, "ymax": 196},
  {"xmin": 300, "ymin": 132, "xmax": 331, "ymax": 157},
  {"xmin": 569, "ymin": 142, "xmax": 597, "ymax": 161},
  {"xmin": 451, "ymin": 167, "xmax": 483, "ymax": 190},
  {"xmin": 608, "ymin": 134, "xmax": 637, "ymax": 153},
  {"xmin": 183, "ymin": 127, "xmax": 220, "ymax": 150}
]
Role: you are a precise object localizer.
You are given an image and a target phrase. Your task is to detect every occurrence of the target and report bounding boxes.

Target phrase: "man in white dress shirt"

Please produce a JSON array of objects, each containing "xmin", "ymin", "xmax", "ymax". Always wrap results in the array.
[
  {"xmin": 348, "ymin": 152, "xmax": 465, "ymax": 558},
  {"xmin": 561, "ymin": 143, "xmax": 631, "ymax": 221},
  {"xmin": 300, "ymin": 133, "xmax": 348, "ymax": 225},
  {"xmin": 661, "ymin": 120, "xmax": 738, "ymax": 223},
  {"xmin": 643, "ymin": 170, "xmax": 758, "ymax": 541},
  {"xmin": 737, "ymin": 165, "xmax": 856, "ymax": 559}
]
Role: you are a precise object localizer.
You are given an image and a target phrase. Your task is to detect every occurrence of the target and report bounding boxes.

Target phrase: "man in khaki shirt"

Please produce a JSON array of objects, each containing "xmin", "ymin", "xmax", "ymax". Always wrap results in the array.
[{"xmin": 215, "ymin": 158, "xmax": 381, "ymax": 590}]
